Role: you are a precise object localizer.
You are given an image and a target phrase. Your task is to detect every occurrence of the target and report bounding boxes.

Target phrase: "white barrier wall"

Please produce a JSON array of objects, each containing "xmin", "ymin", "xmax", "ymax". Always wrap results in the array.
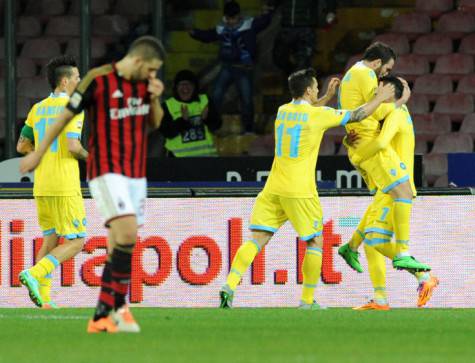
[{"xmin": 1, "ymin": 195, "xmax": 474, "ymax": 308}]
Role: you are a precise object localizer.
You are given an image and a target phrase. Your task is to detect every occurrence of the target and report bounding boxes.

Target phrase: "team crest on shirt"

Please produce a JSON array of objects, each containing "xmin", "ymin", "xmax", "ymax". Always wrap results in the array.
[
  {"xmin": 72, "ymin": 219, "xmax": 80, "ymax": 228},
  {"xmin": 112, "ymin": 89, "xmax": 124, "ymax": 98},
  {"xmin": 390, "ymin": 169, "xmax": 397, "ymax": 176}
]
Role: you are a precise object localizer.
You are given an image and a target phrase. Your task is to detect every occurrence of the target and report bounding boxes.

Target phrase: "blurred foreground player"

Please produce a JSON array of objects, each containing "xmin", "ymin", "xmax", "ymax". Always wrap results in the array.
[
  {"xmin": 20, "ymin": 36, "xmax": 166, "ymax": 333},
  {"xmin": 219, "ymin": 68, "xmax": 395, "ymax": 309}
]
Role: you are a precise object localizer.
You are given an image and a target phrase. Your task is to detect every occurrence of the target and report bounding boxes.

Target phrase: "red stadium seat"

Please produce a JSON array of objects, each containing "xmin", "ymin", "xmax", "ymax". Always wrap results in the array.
[
  {"xmin": 458, "ymin": 0, "xmax": 475, "ymax": 13},
  {"xmin": 460, "ymin": 113, "xmax": 475, "ymax": 137},
  {"xmin": 393, "ymin": 54, "xmax": 430, "ymax": 81},
  {"xmin": 20, "ymin": 39, "xmax": 61, "ymax": 60},
  {"xmin": 17, "ymin": 77, "xmax": 51, "ymax": 99},
  {"xmin": 69, "ymin": 0, "xmax": 110, "ymax": 15},
  {"xmin": 435, "ymin": 11, "xmax": 475, "ymax": 38},
  {"xmin": 45, "ymin": 16, "xmax": 80, "ymax": 37},
  {"xmin": 413, "ymin": 114, "xmax": 451, "ymax": 140},
  {"xmin": 434, "ymin": 53, "xmax": 474, "ymax": 80},
  {"xmin": 423, "ymin": 154, "xmax": 447, "ymax": 183},
  {"xmin": 413, "ymin": 74, "xmax": 453, "ymax": 101},
  {"xmin": 457, "ymin": 74, "xmax": 475, "ymax": 96},
  {"xmin": 65, "ymin": 38, "xmax": 107, "ymax": 61},
  {"xmin": 391, "ymin": 13, "xmax": 431, "ymax": 39},
  {"xmin": 25, "ymin": 0, "xmax": 66, "ymax": 16},
  {"xmin": 93, "ymin": 15, "xmax": 130, "ymax": 36},
  {"xmin": 407, "ymin": 94, "xmax": 430, "ymax": 116},
  {"xmin": 416, "ymin": 0, "xmax": 454, "ymax": 18},
  {"xmin": 373, "ymin": 33, "xmax": 410, "ymax": 56},
  {"xmin": 114, "ymin": 0, "xmax": 150, "ymax": 16},
  {"xmin": 412, "ymin": 34, "xmax": 453, "ymax": 62},
  {"xmin": 17, "ymin": 16, "xmax": 42, "ymax": 38},
  {"xmin": 17, "ymin": 58, "xmax": 37, "ymax": 78},
  {"xmin": 460, "ymin": 34, "xmax": 475, "ymax": 55},
  {"xmin": 432, "ymin": 132, "xmax": 474, "ymax": 152},
  {"xmin": 434, "ymin": 93, "xmax": 474, "ymax": 121}
]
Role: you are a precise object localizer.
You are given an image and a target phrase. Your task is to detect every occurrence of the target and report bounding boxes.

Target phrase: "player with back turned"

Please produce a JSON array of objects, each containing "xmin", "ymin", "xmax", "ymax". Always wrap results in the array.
[
  {"xmin": 20, "ymin": 36, "xmax": 166, "ymax": 333},
  {"xmin": 219, "ymin": 68, "xmax": 395, "ymax": 309}
]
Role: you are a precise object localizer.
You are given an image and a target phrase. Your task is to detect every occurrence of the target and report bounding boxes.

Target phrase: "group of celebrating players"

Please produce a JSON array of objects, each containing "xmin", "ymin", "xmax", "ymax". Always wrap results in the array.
[{"xmin": 16, "ymin": 35, "xmax": 438, "ymax": 333}]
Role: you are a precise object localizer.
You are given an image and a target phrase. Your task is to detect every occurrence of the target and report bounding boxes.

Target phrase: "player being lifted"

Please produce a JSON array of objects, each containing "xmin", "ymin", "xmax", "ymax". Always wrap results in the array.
[
  {"xmin": 219, "ymin": 68, "xmax": 395, "ymax": 309},
  {"xmin": 21, "ymin": 36, "xmax": 166, "ymax": 333},
  {"xmin": 337, "ymin": 42, "xmax": 430, "ymax": 272},
  {"xmin": 342, "ymin": 76, "xmax": 439, "ymax": 310},
  {"xmin": 18, "ymin": 55, "xmax": 88, "ymax": 309}
]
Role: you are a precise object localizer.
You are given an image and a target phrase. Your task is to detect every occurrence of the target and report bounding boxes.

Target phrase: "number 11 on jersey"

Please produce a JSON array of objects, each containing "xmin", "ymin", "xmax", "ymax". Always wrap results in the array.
[{"xmin": 276, "ymin": 123, "xmax": 302, "ymax": 158}]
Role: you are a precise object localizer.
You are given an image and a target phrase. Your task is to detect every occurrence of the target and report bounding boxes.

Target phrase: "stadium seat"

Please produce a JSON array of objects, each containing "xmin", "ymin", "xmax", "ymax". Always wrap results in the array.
[
  {"xmin": 432, "ymin": 132, "xmax": 474, "ymax": 153},
  {"xmin": 413, "ymin": 74, "xmax": 453, "ymax": 101},
  {"xmin": 344, "ymin": 54, "xmax": 363, "ymax": 72},
  {"xmin": 458, "ymin": 0, "xmax": 475, "ymax": 13},
  {"xmin": 17, "ymin": 77, "xmax": 50, "ymax": 99},
  {"xmin": 248, "ymin": 134, "xmax": 274, "ymax": 156},
  {"xmin": 412, "ymin": 34, "xmax": 453, "ymax": 62},
  {"xmin": 457, "ymin": 74, "xmax": 475, "ymax": 96},
  {"xmin": 392, "ymin": 54, "xmax": 430, "ymax": 81},
  {"xmin": 415, "ymin": 0, "xmax": 454, "ymax": 18},
  {"xmin": 415, "ymin": 136, "xmax": 428, "ymax": 154},
  {"xmin": 433, "ymin": 174, "xmax": 448, "ymax": 187},
  {"xmin": 25, "ymin": 0, "xmax": 66, "ymax": 15},
  {"xmin": 391, "ymin": 13, "xmax": 431, "ymax": 39},
  {"xmin": 114, "ymin": 0, "xmax": 150, "ymax": 16},
  {"xmin": 20, "ymin": 39, "xmax": 61, "ymax": 60},
  {"xmin": 17, "ymin": 16, "xmax": 42, "ymax": 38},
  {"xmin": 407, "ymin": 94, "xmax": 430, "ymax": 115},
  {"xmin": 45, "ymin": 16, "xmax": 80, "ymax": 37},
  {"xmin": 93, "ymin": 15, "xmax": 130, "ymax": 36},
  {"xmin": 319, "ymin": 138, "xmax": 336, "ymax": 155},
  {"xmin": 65, "ymin": 38, "xmax": 107, "ymax": 61},
  {"xmin": 434, "ymin": 93, "xmax": 474, "ymax": 121},
  {"xmin": 423, "ymin": 153, "xmax": 448, "ymax": 182},
  {"xmin": 434, "ymin": 53, "xmax": 474, "ymax": 80},
  {"xmin": 413, "ymin": 114, "xmax": 451, "ymax": 140},
  {"xmin": 17, "ymin": 58, "xmax": 37, "ymax": 78},
  {"xmin": 337, "ymin": 144, "xmax": 348, "ymax": 155},
  {"xmin": 373, "ymin": 33, "xmax": 410, "ymax": 56},
  {"xmin": 460, "ymin": 113, "xmax": 475, "ymax": 137},
  {"xmin": 69, "ymin": 0, "xmax": 110, "ymax": 15},
  {"xmin": 459, "ymin": 34, "xmax": 475, "ymax": 55},
  {"xmin": 435, "ymin": 11, "xmax": 475, "ymax": 38}
]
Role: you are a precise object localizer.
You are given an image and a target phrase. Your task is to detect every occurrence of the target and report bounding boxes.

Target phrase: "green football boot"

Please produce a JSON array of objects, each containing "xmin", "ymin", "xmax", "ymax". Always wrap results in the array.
[
  {"xmin": 19, "ymin": 270, "xmax": 43, "ymax": 307},
  {"xmin": 219, "ymin": 285, "xmax": 234, "ymax": 309},
  {"xmin": 392, "ymin": 256, "xmax": 431, "ymax": 272},
  {"xmin": 298, "ymin": 300, "xmax": 328, "ymax": 310},
  {"xmin": 338, "ymin": 243, "xmax": 363, "ymax": 273}
]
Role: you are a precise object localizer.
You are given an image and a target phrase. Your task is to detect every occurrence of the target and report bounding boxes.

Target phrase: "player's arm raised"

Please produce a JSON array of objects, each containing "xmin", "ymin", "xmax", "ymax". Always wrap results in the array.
[
  {"xmin": 313, "ymin": 77, "xmax": 339, "ymax": 107},
  {"xmin": 20, "ymin": 109, "xmax": 75, "ymax": 173},
  {"xmin": 347, "ymin": 82, "xmax": 395, "ymax": 123},
  {"xmin": 148, "ymin": 76, "xmax": 165, "ymax": 129}
]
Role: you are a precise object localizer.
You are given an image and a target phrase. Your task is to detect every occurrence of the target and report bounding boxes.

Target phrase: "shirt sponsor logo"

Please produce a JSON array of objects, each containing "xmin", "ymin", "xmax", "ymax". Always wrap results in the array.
[{"xmin": 110, "ymin": 97, "xmax": 150, "ymax": 120}]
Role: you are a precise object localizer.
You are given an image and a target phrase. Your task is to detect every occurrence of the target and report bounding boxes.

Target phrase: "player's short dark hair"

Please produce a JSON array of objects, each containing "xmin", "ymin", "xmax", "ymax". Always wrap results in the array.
[
  {"xmin": 45, "ymin": 55, "xmax": 78, "ymax": 91},
  {"xmin": 127, "ymin": 35, "xmax": 166, "ymax": 61},
  {"xmin": 288, "ymin": 68, "xmax": 317, "ymax": 99},
  {"xmin": 380, "ymin": 75, "xmax": 404, "ymax": 100},
  {"xmin": 363, "ymin": 41, "xmax": 397, "ymax": 65},
  {"xmin": 224, "ymin": 1, "xmax": 241, "ymax": 17}
]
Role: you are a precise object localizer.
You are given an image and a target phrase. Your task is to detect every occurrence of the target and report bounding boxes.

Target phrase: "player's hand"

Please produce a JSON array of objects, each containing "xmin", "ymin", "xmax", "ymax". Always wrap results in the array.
[
  {"xmin": 325, "ymin": 77, "xmax": 340, "ymax": 99},
  {"xmin": 201, "ymin": 106, "xmax": 209, "ymax": 120},
  {"xmin": 376, "ymin": 82, "xmax": 395, "ymax": 101},
  {"xmin": 346, "ymin": 129, "xmax": 360, "ymax": 147},
  {"xmin": 181, "ymin": 104, "xmax": 190, "ymax": 120},
  {"xmin": 20, "ymin": 151, "xmax": 41, "ymax": 174},
  {"xmin": 398, "ymin": 77, "xmax": 411, "ymax": 104},
  {"xmin": 148, "ymin": 77, "xmax": 164, "ymax": 100}
]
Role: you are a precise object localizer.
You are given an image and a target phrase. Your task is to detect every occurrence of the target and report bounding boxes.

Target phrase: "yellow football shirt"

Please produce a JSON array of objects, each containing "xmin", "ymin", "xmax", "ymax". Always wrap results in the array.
[
  {"xmin": 25, "ymin": 92, "xmax": 85, "ymax": 196},
  {"xmin": 263, "ymin": 100, "xmax": 350, "ymax": 198},
  {"xmin": 339, "ymin": 61, "xmax": 396, "ymax": 143}
]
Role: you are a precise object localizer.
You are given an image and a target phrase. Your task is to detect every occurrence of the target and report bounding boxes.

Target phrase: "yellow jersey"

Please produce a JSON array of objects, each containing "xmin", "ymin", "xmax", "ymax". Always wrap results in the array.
[
  {"xmin": 263, "ymin": 100, "xmax": 350, "ymax": 198},
  {"xmin": 353, "ymin": 105, "xmax": 416, "ymax": 196},
  {"xmin": 339, "ymin": 61, "xmax": 396, "ymax": 143},
  {"xmin": 25, "ymin": 92, "xmax": 85, "ymax": 196}
]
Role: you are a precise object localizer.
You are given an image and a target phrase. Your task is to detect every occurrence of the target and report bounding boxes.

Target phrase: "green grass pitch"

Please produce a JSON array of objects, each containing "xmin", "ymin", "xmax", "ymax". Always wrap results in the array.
[{"xmin": 0, "ymin": 308, "xmax": 474, "ymax": 363}]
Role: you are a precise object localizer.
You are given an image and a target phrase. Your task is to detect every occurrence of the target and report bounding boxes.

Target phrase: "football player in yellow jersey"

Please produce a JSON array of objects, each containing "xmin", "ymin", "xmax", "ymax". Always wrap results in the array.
[
  {"xmin": 17, "ymin": 55, "xmax": 89, "ymax": 308},
  {"xmin": 219, "ymin": 68, "xmax": 395, "ymax": 309},
  {"xmin": 342, "ymin": 77, "xmax": 438, "ymax": 309},
  {"xmin": 338, "ymin": 42, "xmax": 430, "ymax": 272}
]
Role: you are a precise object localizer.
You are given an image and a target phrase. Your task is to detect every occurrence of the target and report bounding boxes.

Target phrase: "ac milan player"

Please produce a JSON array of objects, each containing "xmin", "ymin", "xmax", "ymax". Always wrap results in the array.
[{"xmin": 20, "ymin": 36, "xmax": 166, "ymax": 333}]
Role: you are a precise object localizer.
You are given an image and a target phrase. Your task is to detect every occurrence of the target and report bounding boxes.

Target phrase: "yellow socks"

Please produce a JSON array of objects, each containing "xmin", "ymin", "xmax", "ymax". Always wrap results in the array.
[
  {"xmin": 226, "ymin": 240, "xmax": 260, "ymax": 291},
  {"xmin": 364, "ymin": 244, "xmax": 387, "ymax": 304},
  {"xmin": 301, "ymin": 247, "xmax": 323, "ymax": 304},
  {"xmin": 38, "ymin": 275, "xmax": 52, "ymax": 303},
  {"xmin": 29, "ymin": 255, "xmax": 59, "ymax": 280},
  {"xmin": 350, "ymin": 210, "xmax": 369, "ymax": 250},
  {"xmin": 393, "ymin": 198, "xmax": 412, "ymax": 256}
]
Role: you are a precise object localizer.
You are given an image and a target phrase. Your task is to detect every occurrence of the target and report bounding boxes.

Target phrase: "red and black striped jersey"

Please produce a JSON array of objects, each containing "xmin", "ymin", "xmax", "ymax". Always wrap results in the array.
[{"xmin": 66, "ymin": 63, "xmax": 150, "ymax": 179}]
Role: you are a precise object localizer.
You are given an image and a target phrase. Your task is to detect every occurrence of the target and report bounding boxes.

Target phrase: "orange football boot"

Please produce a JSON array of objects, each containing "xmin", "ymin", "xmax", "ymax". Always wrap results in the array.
[
  {"xmin": 87, "ymin": 316, "xmax": 118, "ymax": 333},
  {"xmin": 353, "ymin": 300, "xmax": 390, "ymax": 311},
  {"xmin": 417, "ymin": 276, "xmax": 439, "ymax": 307}
]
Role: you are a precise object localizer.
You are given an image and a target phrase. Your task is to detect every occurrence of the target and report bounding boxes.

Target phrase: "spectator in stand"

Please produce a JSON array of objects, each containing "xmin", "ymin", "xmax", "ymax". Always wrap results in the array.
[
  {"xmin": 160, "ymin": 70, "xmax": 222, "ymax": 157},
  {"xmin": 189, "ymin": 1, "xmax": 274, "ymax": 134}
]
